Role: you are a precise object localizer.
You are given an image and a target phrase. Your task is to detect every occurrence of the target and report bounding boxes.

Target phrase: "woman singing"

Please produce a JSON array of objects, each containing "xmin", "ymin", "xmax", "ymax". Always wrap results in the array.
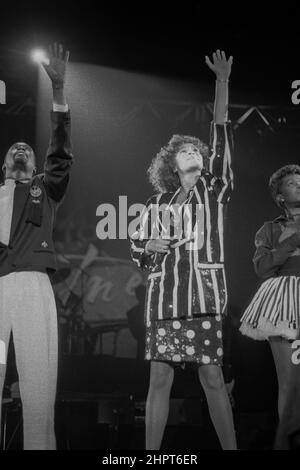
[{"xmin": 131, "ymin": 50, "xmax": 236, "ymax": 450}]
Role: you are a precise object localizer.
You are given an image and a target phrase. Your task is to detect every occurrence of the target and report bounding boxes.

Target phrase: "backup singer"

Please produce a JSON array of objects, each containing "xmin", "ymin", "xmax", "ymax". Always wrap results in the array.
[
  {"xmin": 240, "ymin": 165, "xmax": 300, "ymax": 423},
  {"xmin": 131, "ymin": 50, "xmax": 236, "ymax": 450},
  {"xmin": 0, "ymin": 43, "xmax": 72, "ymax": 449}
]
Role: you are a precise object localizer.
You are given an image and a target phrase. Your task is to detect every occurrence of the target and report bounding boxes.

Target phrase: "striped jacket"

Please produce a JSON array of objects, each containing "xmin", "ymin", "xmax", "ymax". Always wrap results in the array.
[{"xmin": 130, "ymin": 122, "xmax": 233, "ymax": 322}]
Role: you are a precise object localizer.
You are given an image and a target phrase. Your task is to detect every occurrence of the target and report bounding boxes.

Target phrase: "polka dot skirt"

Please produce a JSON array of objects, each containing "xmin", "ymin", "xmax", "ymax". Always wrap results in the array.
[{"xmin": 145, "ymin": 316, "xmax": 223, "ymax": 366}]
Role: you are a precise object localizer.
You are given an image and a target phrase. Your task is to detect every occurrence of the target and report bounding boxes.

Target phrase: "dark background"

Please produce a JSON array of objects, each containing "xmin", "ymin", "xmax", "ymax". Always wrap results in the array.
[{"xmin": 1, "ymin": 1, "xmax": 300, "ymax": 448}]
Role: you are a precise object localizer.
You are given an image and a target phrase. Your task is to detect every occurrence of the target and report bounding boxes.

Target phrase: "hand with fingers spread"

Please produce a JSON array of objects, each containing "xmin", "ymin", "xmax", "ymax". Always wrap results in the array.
[
  {"xmin": 145, "ymin": 238, "xmax": 171, "ymax": 255},
  {"xmin": 205, "ymin": 49, "xmax": 233, "ymax": 81},
  {"xmin": 42, "ymin": 42, "xmax": 70, "ymax": 89}
]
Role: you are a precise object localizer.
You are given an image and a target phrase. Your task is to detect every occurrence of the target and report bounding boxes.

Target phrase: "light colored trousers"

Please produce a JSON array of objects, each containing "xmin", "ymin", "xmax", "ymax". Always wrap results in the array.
[{"xmin": 0, "ymin": 271, "xmax": 58, "ymax": 450}]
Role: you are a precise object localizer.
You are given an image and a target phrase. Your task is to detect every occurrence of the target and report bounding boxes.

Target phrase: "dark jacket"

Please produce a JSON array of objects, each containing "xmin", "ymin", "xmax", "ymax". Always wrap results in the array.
[
  {"xmin": 0, "ymin": 111, "xmax": 73, "ymax": 277},
  {"xmin": 253, "ymin": 216, "xmax": 300, "ymax": 279}
]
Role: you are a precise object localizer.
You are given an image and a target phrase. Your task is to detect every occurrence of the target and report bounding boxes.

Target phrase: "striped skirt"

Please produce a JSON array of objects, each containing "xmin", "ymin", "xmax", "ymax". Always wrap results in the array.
[{"xmin": 240, "ymin": 276, "xmax": 300, "ymax": 341}]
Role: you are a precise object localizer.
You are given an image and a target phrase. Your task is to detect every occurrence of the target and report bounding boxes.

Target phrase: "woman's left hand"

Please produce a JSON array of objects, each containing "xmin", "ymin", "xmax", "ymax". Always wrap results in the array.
[{"xmin": 205, "ymin": 50, "xmax": 233, "ymax": 80}]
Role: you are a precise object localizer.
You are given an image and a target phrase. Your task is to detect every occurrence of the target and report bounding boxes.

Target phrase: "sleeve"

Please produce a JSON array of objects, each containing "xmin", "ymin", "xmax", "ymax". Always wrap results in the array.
[
  {"xmin": 206, "ymin": 121, "xmax": 234, "ymax": 204},
  {"xmin": 253, "ymin": 222, "xmax": 300, "ymax": 279},
  {"xmin": 130, "ymin": 195, "xmax": 158, "ymax": 270},
  {"xmin": 43, "ymin": 110, "xmax": 73, "ymax": 203}
]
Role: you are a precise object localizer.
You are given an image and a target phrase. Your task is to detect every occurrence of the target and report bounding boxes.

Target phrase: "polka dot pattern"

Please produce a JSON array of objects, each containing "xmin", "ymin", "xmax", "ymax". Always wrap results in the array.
[
  {"xmin": 186, "ymin": 330, "xmax": 195, "ymax": 339},
  {"xmin": 158, "ymin": 328, "xmax": 166, "ymax": 336},
  {"xmin": 217, "ymin": 348, "xmax": 223, "ymax": 357},
  {"xmin": 145, "ymin": 316, "xmax": 223, "ymax": 365},
  {"xmin": 202, "ymin": 355, "xmax": 211, "ymax": 364},
  {"xmin": 186, "ymin": 346, "xmax": 195, "ymax": 356}
]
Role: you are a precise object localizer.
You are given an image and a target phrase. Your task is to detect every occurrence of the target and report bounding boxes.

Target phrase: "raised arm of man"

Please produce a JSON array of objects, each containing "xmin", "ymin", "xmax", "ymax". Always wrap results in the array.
[{"xmin": 41, "ymin": 43, "xmax": 73, "ymax": 203}]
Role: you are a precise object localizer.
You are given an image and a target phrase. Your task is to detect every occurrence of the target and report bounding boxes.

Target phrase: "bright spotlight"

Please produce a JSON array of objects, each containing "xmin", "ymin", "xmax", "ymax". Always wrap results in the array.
[{"xmin": 31, "ymin": 49, "xmax": 49, "ymax": 65}]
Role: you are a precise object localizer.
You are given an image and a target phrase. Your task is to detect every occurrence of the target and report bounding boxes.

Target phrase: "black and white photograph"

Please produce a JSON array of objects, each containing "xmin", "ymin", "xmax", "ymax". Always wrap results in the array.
[{"xmin": 0, "ymin": 1, "xmax": 300, "ymax": 454}]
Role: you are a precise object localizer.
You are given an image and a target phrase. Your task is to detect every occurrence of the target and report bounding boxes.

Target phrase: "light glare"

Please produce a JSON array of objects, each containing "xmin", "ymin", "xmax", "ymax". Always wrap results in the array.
[{"xmin": 31, "ymin": 49, "xmax": 49, "ymax": 65}]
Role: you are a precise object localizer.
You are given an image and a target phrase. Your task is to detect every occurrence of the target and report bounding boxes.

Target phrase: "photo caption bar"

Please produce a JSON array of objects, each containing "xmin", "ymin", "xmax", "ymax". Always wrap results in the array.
[{"xmin": 101, "ymin": 453, "xmax": 198, "ymax": 466}]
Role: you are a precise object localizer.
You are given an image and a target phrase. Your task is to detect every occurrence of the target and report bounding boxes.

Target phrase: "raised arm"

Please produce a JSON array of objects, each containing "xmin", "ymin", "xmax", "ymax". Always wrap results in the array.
[
  {"xmin": 42, "ymin": 43, "xmax": 69, "ymax": 107},
  {"xmin": 41, "ymin": 43, "xmax": 73, "ymax": 202},
  {"xmin": 205, "ymin": 50, "xmax": 232, "ymax": 124},
  {"xmin": 201, "ymin": 50, "xmax": 233, "ymax": 202}
]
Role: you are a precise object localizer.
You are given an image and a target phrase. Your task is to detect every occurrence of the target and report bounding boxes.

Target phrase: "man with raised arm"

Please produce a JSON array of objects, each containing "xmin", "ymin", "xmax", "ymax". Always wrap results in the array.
[{"xmin": 0, "ymin": 43, "xmax": 72, "ymax": 450}]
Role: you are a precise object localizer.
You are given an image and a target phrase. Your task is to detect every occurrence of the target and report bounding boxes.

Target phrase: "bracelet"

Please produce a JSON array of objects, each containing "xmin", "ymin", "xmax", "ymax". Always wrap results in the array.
[{"xmin": 216, "ymin": 79, "xmax": 229, "ymax": 83}]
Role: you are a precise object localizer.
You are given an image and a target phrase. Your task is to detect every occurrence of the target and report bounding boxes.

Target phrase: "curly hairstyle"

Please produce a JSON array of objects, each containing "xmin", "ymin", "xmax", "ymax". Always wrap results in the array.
[
  {"xmin": 269, "ymin": 164, "xmax": 300, "ymax": 207},
  {"xmin": 147, "ymin": 135, "xmax": 209, "ymax": 193}
]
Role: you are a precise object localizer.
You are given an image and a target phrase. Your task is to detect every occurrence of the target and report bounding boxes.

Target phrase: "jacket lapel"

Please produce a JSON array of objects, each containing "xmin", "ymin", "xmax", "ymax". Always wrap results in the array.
[{"xmin": 9, "ymin": 182, "xmax": 31, "ymax": 243}]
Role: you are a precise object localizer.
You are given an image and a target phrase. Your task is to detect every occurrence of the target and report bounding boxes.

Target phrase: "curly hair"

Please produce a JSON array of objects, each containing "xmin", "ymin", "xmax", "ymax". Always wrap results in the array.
[
  {"xmin": 147, "ymin": 135, "xmax": 209, "ymax": 193},
  {"xmin": 269, "ymin": 164, "xmax": 300, "ymax": 206}
]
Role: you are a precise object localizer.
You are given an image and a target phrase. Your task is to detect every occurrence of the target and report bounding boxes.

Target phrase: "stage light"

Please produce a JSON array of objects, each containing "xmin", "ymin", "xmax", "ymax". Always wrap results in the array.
[{"xmin": 31, "ymin": 49, "xmax": 49, "ymax": 65}]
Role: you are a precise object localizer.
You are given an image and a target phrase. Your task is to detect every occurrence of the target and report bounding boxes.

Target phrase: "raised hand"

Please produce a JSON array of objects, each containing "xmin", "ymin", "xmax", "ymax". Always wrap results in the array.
[
  {"xmin": 42, "ymin": 43, "xmax": 70, "ymax": 88},
  {"xmin": 205, "ymin": 50, "xmax": 233, "ymax": 81}
]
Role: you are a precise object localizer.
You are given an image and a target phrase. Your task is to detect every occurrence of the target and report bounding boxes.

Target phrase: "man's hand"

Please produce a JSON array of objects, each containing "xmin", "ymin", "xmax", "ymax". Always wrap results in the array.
[
  {"xmin": 205, "ymin": 50, "xmax": 233, "ymax": 81},
  {"xmin": 42, "ymin": 43, "xmax": 69, "ymax": 89},
  {"xmin": 145, "ymin": 238, "xmax": 171, "ymax": 254}
]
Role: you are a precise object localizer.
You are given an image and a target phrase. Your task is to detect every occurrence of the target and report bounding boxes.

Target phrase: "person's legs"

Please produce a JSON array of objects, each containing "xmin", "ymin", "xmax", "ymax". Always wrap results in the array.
[
  {"xmin": 198, "ymin": 365, "xmax": 237, "ymax": 450},
  {"xmin": 269, "ymin": 336, "xmax": 294, "ymax": 420},
  {"xmin": 0, "ymin": 276, "xmax": 11, "ymax": 444},
  {"xmin": 146, "ymin": 361, "xmax": 174, "ymax": 450},
  {"xmin": 9, "ymin": 272, "xmax": 58, "ymax": 450}
]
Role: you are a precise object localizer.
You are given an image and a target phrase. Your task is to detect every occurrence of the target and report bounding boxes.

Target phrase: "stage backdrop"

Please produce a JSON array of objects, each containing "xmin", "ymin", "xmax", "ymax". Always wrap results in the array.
[{"xmin": 35, "ymin": 62, "xmax": 300, "ymax": 381}]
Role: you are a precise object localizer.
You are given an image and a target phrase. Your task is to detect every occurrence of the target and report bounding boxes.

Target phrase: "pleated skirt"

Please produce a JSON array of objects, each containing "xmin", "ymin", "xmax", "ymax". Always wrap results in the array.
[{"xmin": 240, "ymin": 276, "xmax": 300, "ymax": 341}]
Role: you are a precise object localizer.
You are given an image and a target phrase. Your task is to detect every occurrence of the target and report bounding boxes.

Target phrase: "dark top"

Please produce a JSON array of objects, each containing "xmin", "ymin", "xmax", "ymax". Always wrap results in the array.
[
  {"xmin": 253, "ymin": 215, "xmax": 300, "ymax": 279},
  {"xmin": 0, "ymin": 111, "xmax": 73, "ymax": 277}
]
